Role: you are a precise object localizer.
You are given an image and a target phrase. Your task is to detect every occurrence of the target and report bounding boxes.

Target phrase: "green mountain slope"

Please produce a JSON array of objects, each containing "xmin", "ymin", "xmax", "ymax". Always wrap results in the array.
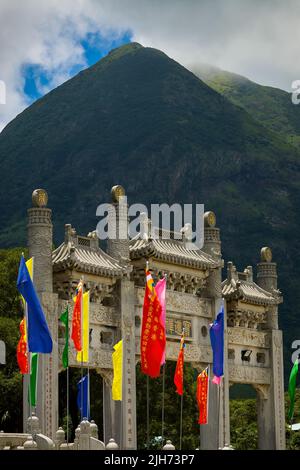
[
  {"xmin": 0, "ymin": 43, "xmax": 300, "ymax": 379},
  {"xmin": 193, "ymin": 64, "xmax": 300, "ymax": 149}
]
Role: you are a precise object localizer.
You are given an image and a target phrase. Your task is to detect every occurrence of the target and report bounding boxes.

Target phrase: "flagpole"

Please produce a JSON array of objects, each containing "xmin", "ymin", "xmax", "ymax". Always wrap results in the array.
[
  {"xmin": 66, "ymin": 365, "xmax": 69, "ymax": 443},
  {"xmin": 161, "ymin": 362, "xmax": 165, "ymax": 446},
  {"xmin": 179, "ymin": 328, "xmax": 184, "ymax": 451},
  {"xmin": 147, "ymin": 374, "xmax": 150, "ymax": 450},
  {"xmin": 80, "ymin": 279, "xmax": 84, "ymax": 421},
  {"xmin": 179, "ymin": 390, "xmax": 183, "ymax": 450},
  {"xmin": 66, "ymin": 302, "xmax": 69, "ymax": 444},
  {"xmin": 87, "ymin": 291, "xmax": 90, "ymax": 421},
  {"xmin": 161, "ymin": 273, "xmax": 167, "ymax": 447}
]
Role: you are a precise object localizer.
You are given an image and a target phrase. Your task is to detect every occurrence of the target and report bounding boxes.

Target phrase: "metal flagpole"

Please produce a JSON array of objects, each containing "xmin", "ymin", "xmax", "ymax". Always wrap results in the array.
[
  {"xmin": 179, "ymin": 328, "xmax": 184, "ymax": 450},
  {"xmin": 161, "ymin": 273, "xmax": 167, "ymax": 447},
  {"xmin": 66, "ymin": 365, "xmax": 69, "ymax": 443},
  {"xmin": 66, "ymin": 302, "xmax": 69, "ymax": 444},
  {"xmin": 87, "ymin": 291, "xmax": 90, "ymax": 421},
  {"xmin": 147, "ymin": 375, "xmax": 150, "ymax": 449},
  {"xmin": 80, "ymin": 280, "xmax": 84, "ymax": 421},
  {"xmin": 161, "ymin": 362, "xmax": 165, "ymax": 446},
  {"xmin": 179, "ymin": 390, "xmax": 183, "ymax": 450}
]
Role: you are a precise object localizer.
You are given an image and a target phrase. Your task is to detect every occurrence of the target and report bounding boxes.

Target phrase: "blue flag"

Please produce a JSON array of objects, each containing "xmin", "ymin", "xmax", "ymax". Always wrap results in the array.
[
  {"xmin": 77, "ymin": 375, "xmax": 90, "ymax": 420},
  {"xmin": 209, "ymin": 303, "xmax": 224, "ymax": 383},
  {"xmin": 17, "ymin": 256, "xmax": 52, "ymax": 353}
]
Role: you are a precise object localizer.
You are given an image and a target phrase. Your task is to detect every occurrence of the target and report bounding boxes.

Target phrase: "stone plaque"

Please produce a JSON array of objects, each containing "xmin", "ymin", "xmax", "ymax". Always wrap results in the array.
[{"xmin": 166, "ymin": 318, "xmax": 192, "ymax": 337}]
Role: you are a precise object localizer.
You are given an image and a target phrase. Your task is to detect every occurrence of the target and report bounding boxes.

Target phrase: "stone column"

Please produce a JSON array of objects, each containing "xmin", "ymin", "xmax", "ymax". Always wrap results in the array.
[
  {"xmin": 102, "ymin": 372, "xmax": 121, "ymax": 446},
  {"xmin": 120, "ymin": 278, "xmax": 137, "ymax": 449},
  {"xmin": 200, "ymin": 211, "xmax": 229, "ymax": 449},
  {"xmin": 107, "ymin": 185, "xmax": 130, "ymax": 263},
  {"xmin": 106, "ymin": 185, "xmax": 136, "ymax": 449},
  {"xmin": 256, "ymin": 247, "xmax": 285, "ymax": 449},
  {"xmin": 25, "ymin": 189, "xmax": 58, "ymax": 439}
]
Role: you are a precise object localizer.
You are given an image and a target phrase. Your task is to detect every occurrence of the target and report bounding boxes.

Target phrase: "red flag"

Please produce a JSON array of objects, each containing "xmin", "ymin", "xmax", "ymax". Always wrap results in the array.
[
  {"xmin": 174, "ymin": 333, "xmax": 185, "ymax": 395},
  {"xmin": 196, "ymin": 368, "xmax": 209, "ymax": 424},
  {"xmin": 140, "ymin": 271, "xmax": 166, "ymax": 378},
  {"xmin": 71, "ymin": 281, "xmax": 83, "ymax": 352},
  {"xmin": 17, "ymin": 318, "xmax": 29, "ymax": 374}
]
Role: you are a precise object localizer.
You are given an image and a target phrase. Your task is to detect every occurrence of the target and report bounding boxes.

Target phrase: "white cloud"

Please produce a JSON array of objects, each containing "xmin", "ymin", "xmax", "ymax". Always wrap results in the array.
[{"xmin": 1, "ymin": 0, "xmax": 300, "ymax": 130}]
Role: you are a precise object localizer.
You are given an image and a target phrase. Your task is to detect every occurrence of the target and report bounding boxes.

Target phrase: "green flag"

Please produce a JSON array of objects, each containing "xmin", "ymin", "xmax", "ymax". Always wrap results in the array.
[
  {"xmin": 28, "ymin": 353, "xmax": 38, "ymax": 407},
  {"xmin": 288, "ymin": 358, "xmax": 299, "ymax": 421},
  {"xmin": 60, "ymin": 306, "xmax": 69, "ymax": 369}
]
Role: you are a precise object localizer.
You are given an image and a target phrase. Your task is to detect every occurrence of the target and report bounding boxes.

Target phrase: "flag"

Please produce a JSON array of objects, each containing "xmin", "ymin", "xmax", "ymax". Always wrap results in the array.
[
  {"xmin": 197, "ymin": 368, "xmax": 209, "ymax": 424},
  {"xmin": 60, "ymin": 306, "xmax": 69, "ymax": 369},
  {"xmin": 155, "ymin": 277, "xmax": 167, "ymax": 365},
  {"xmin": 28, "ymin": 353, "xmax": 38, "ymax": 407},
  {"xmin": 209, "ymin": 303, "xmax": 224, "ymax": 385},
  {"xmin": 174, "ymin": 332, "xmax": 185, "ymax": 395},
  {"xmin": 76, "ymin": 291, "xmax": 89, "ymax": 363},
  {"xmin": 140, "ymin": 270, "xmax": 166, "ymax": 378},
  {"xmin": 21, "ymin": 257, "xmax": 34, "ymax": 309},
  {"xmin": 77, "ymin": 375, "xmax": 90, "ymax": 420},
  {"xmin": 17, "ymin": 318, "xmax": 29, "ymax": 374},
  {"xmin": 112, "ymin": 340, "xmax": 123, "ymax": 401},
  {"xmin": 17, "ymin": 256, "xmax": 52, "ymax": 353},
  {"xmin": 17, "ymin": 257, "xmax": 34, "ymax": 373},
  {"xmin": 288, "ymin": 358, "xmax": 299, "ymax": 421},
  {"xmin": 71, "ymin": 281, "xmax": 83, "ymax": 352}
]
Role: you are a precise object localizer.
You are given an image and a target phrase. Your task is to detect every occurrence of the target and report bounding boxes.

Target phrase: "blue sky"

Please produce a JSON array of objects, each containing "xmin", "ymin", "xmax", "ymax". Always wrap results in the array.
[{"xmin": 23, "ymin": 30, "xmax": 132, "ymax": 102}]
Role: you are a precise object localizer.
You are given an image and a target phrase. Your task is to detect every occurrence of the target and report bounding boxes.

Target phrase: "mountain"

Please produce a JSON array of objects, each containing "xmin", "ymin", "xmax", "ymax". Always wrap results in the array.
[
  {"xmin": 193, "ymin": 64, "xmax": 300, "ymax": 149},
  {"xmin": 0, "ymin": 42, "xmax": 300, "ymax": 379}
]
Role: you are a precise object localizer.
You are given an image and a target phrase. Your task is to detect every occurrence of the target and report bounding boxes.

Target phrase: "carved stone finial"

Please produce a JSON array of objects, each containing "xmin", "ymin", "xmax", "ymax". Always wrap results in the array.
[
  {"xmin": 55, "ymin": 427, "xmax": 65, "ymax": 444},
  {"xmin": 23, "ymin": 435, "xmax": 38, "ymax": 450},
  {"xmin": 261, "ymin": 247, "xmax": 272, "ymax": 262},
  {"xmin": 111, "ymin": 185, "xmax": 126, "ymax": 203},
  {"xmin": 106, "ymin": 438, "xmax": 119, "ymax": 450},
  {"xmin": 204, "ymin": 211, "xmax": 216, "ymax": 228},
  {"xmin": 32, "ymin": 189, "xmax": 48, "ymax": 207},
  {"xmin": 90, "ymin": 420, "xmax": 98, "ymax": 439},
  {"xmin": 162, "ymin": 439, "xmax": 175, "ymax": 450}
]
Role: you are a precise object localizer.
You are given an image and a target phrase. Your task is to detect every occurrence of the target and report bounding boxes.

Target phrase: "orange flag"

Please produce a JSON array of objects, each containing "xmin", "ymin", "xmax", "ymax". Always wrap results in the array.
[
  {"xmin": 196, "ymin": 368, "xmax": 209, "ymax": 424},
  {"xmin": 71, "ymin": 281, "xmax": 83, "ymax": 352},
  {"xmin": 17, "ymin": 318, "xmax": 29, "ymax": 374},
  {"xmin": 140, "ymin": 270, "xmax": 166, "ymax": 378},
  {"xmin": 174, "ymin": 332, "xmax": 185, "ymax": 395}
]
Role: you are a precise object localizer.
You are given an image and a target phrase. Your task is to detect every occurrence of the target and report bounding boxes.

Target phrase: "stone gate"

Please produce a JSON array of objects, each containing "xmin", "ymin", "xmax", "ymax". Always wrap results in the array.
[{"xmin": 23, "ymin": 186, "xmax": 286, "ymax": 449}]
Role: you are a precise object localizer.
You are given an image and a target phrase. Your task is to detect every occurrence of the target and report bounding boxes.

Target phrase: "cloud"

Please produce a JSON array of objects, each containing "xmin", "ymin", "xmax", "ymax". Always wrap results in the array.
[{"xmin": 0, "ymin": 0, "xmax": 300, "ymax": 130}]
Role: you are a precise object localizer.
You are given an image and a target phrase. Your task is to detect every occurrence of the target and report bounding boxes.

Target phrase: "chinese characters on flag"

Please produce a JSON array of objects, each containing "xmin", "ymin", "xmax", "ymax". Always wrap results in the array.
[
  {"xmin": 174, "ymin": 333, "xmax": 185, "ymax": 395},
  {"xmin": 140, "ymin": 271, "xmax": 166, "ymax": 378},
  {"xmin": 71, "ymin": 281, "xmax": 83, "ymax": 352},
  {"xmin": 17, "ymin": 318, "xmax": 29, "ymax": 374},
  {"xmin": 197, "ymin": 368, "xmax": 209, "ymax": 424}
]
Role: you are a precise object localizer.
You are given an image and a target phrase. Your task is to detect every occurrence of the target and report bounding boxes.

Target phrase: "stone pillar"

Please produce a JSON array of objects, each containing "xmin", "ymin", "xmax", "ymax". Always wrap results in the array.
[
  {"xmin": 201, "ymin": 211, "xmax": 229, "ymax": 449},
  {"xmin": 120, "ymin": 278, "xmax": 137, "ymax": 449},
  {"xmin": 102, "ymin": 373, "xmax": 121, "ymax": 446},
  {"xmin": 24, "ymin": 189, "xmax": 58, "ymax": 439},
  {"xmin": 256, "ymin": 247, "xmax": 285, "ymax": 449},
  {"xmin": 106, "ymin": 185, "xmax": 136, "ymax": 449},
  {"xmin": 107, "ymin": 185, "xmax": 130, "ymax": 263}
]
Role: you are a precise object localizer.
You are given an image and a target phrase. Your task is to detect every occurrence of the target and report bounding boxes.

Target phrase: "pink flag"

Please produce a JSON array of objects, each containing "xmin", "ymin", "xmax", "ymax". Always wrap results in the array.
[
  {"xmin": 155, "ymin": 277, "xmax": 167, "ymax": 365},
  {"xmin": 212, "ymin": 375, "xmax": 222, "ymax": 385}
]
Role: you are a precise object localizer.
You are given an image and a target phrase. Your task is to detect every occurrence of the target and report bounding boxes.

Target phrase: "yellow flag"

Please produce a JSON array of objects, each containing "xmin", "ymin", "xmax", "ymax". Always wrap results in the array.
[
  {"xmin": 21, "ymin": 258, "xmax": 34, "ymax": 308},
  {"xmin": 76, "ymin": 291, "xmax": 89, "ymax": 363},
  {"xmin": 112, "ymin": 340, "xmax": 123, "ymax": 401}
]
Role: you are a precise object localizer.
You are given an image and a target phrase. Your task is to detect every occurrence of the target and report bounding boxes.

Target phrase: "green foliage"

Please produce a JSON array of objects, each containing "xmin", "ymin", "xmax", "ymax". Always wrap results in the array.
[
  {"xmin": 195, "ymin": 64, "xmax": 300, "ymax": 150},
  {"xmin": 0, "ymin": 247, "xmax": 27, "ymax": 319},
  {"xmin": 230, "ymin": 398, "xmax": 258, "ymax": 450},
  {"xmin": 136, "ymin": 362, "xmax": 200, "ymax": 450}
]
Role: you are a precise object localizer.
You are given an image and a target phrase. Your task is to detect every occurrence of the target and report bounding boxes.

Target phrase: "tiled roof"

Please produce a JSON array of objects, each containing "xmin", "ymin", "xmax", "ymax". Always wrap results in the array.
[
  {"xmin": 52, "ymin": 242, "xmax": 125, "ymax": 277},
  {"xmin": 222, "ymin": 279, "xmax": 279, "ymax": 305},
  {"xmin": 130, "ymin": 238, "xmax": 221, "ymax": 269}
]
